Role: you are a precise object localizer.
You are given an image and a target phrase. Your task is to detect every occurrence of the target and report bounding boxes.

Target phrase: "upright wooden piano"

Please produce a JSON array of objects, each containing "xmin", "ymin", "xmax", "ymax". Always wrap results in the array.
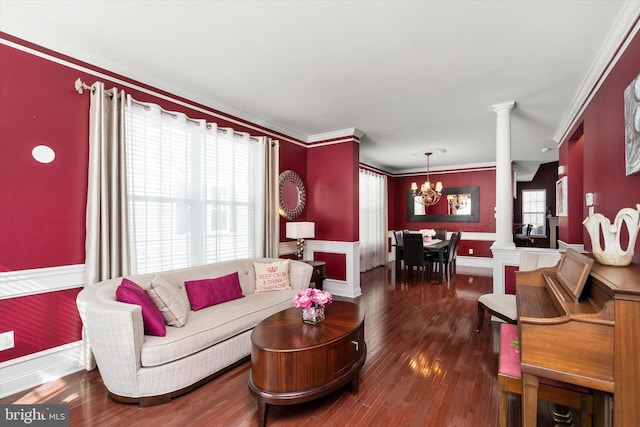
[{"xmin": 515, "ymin": 249, "xmax": 640, "ymax": 427}]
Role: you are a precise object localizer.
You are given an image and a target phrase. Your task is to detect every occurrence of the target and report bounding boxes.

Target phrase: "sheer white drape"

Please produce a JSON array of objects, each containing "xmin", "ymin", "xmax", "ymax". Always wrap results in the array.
[
  {"xmin": 125, "ymin": 98, "xmax": 269, "ymax": 273},
  {"xmin": 359, "ymin": 168, "xmax": 388, "ymax": 272},
  {"xmin": 81, "ymin": 82, "xmax": 130, "ymax": 370}
]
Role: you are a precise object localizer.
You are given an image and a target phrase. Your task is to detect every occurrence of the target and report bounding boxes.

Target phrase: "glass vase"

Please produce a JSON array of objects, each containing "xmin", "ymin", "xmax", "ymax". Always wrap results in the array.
[{"xmin": 302, "ymin": 306, "xmax": 325, "ymax": 324}]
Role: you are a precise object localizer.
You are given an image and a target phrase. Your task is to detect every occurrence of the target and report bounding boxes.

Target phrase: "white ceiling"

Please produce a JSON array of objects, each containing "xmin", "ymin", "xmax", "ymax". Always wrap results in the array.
[{"xmin": 2, "ymin": 1, "xmax": 639, "ymax": 178}]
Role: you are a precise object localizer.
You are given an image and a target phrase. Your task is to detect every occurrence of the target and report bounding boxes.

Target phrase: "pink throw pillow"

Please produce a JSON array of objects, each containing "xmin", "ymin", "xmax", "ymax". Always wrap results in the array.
[
  {"xmin": 116, "ymin": 278, "xmax": 166, "ymax": 337},
  {"xmin": 184, "ymin": 272, "xmax": 245, "ymax": 311}
]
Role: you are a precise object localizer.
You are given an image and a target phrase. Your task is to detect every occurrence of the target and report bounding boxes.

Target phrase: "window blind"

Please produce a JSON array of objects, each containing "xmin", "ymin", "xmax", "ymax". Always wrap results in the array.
[{"xmin": 125, "ymin": 97, "xmax": 264, "ymax": 274}]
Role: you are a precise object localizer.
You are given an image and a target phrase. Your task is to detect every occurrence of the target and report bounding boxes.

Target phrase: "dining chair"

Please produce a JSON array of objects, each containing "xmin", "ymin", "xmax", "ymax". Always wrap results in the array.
[
  {"xmin": 434, "ymin": 229, "xmax": 447, "ymax": 240},
  {"xmin": 393, "ymin": 230, "xmax": 404, "ymax": 247},
  {"xmin": 393, "ymin": 230, "xmax": 404, "ymax": 265},
  {"xmin": 443, "ymin": 231, "xmax": 460, "ymax": 281},
  {"xmin": 514, "ymin": 223, "xmax": 533, "ymax": 246},
  {"xmin": 476, "ymin": 251, "xmax": 562, "ymax": 331},
  {"xmin": 427, "ymin": 231, "xmax": 457, "ymax": 282},
  {"xmin": 451, "ymin": 231, "xmax": 461, "ymax": 275},
  {"xmin": 402, "ymin": 232, "xmax": 432, "ymax": 283}
]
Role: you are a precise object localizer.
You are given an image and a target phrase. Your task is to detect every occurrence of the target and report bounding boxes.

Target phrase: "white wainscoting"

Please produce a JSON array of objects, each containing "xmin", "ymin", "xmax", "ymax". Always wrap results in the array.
[
  {"xmin": 279, "ymin": 239, "xmax": 362, "ymax": 298},
  {"xmin": 0, "ymin": 264, "xmax": 84, "ymax": 299},
  {"xmin": 491, "ymin": 247, "xmax": 564, "ymax": 294},
  {"xmin": 307, "ymin": 240, "xmax": 361, "ymax": 298}
]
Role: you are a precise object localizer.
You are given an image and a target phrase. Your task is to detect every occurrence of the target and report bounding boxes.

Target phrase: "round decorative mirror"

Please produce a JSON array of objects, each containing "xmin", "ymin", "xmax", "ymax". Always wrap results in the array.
[{"xmin": 279, "ymin": 170, "xmax": 306, "ymax": 220}]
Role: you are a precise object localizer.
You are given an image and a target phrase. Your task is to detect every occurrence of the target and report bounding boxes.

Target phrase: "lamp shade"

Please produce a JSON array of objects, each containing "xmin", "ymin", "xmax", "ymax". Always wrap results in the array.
[{"xmin": 286, "ymin": 222, "xmax": 315, "ymax": 239}]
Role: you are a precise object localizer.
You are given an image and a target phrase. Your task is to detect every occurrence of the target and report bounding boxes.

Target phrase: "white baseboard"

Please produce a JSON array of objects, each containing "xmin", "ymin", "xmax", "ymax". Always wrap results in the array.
[
  {"xmin": 455, "ymin": 256, "xmax": 493, "ymax": 276},
  {"xmin": 323, "ymin": 279, "xmax": 361, "ymax": 298},
  {"xmin": 456, "ymin": 255, "xmax": 492, "ymax": 269},
  {"xmin": 0, "ymin": 341, "xmax": 83, "ymax": 399}
]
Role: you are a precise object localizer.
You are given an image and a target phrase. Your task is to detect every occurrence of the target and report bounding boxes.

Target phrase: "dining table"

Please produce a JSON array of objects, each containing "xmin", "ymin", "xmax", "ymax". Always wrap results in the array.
[{"xmin": 394, "ymin": 238, "xmax": 451, "ymax": 284}]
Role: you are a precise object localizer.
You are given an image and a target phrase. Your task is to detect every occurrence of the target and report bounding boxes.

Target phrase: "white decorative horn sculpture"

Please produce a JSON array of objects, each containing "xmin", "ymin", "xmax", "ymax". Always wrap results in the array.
[{"xmin": 582, "ymin": 204, "xmax": 640, "ymax": 266}]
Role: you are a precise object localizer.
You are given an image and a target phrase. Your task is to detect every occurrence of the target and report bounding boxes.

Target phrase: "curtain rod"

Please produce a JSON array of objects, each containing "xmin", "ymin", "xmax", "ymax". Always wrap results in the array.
[{"xmin": 74, "ymin": 78, "xmax": 259, "ymax": 141}]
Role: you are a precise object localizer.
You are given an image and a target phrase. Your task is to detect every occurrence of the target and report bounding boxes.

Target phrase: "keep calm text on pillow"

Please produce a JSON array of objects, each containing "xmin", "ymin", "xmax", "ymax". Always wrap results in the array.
[{"xmin": 254, "ymin": 259, "xmax": 291, "ymax": 292}]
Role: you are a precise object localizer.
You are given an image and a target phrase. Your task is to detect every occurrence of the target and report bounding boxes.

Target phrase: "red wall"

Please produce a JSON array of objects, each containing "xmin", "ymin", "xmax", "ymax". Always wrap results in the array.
[
  {"xmin": 307, "ymin": 141, "xmax": 359, "ymax": 242},
  {"xmin": 560, "ymin": 30, "xmax": 640, "ymax": 264},
  {"xmin": 390, "ymin": 168, "xmax": 496, "ymax": 233},
  {"xmin": 0, "ymin": 289, "xmax": 82, "ymax": 361},
  {"xmin": 558, "ymin": 134, "xmax": 585, "ymax": 244},
  {"xmin": 504, "ymin": 265, "xmax": 519, "ymax": 295},
  {"xmin": 278, "ymin": 141, "xmax": 308, "ymax": 242},
  {"xmin": 0, "ymin": 42, "xmax": 90, "ymax": 271},
  {"xmin": 315, "ymin": 252, "xmax": 347, "ymax": 281},
  {"xmin": 388, "ymin": 168, "xmax": 496, "ymax": 258}
]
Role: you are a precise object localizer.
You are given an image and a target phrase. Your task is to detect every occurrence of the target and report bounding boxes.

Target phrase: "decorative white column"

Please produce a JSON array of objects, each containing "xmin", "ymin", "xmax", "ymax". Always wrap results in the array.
[{"xmin": 491, "ymin": 101, "xmax": 516, "ymax": 249}]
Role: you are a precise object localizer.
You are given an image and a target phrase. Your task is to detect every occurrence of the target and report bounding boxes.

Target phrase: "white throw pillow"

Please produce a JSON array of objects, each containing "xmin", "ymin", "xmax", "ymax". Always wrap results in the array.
[
  {"xmin": 145, "ymin": 274, "xmax": 190, "ymax": 327},
  {"xmin": 253, "ymin": 259, "xmax": 291, "ymax": 292}
]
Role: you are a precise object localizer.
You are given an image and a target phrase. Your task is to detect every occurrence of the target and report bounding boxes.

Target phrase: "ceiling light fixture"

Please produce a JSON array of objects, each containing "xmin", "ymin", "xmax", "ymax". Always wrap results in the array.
[{"xmin": 411, "ymin": 152, "xmax": 443, "ymax": 207}]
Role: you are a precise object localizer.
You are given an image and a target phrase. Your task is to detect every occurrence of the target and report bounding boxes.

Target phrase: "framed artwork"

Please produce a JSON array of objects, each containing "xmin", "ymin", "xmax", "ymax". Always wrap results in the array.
[
  {"xmin": 624, "ymin": 73, "xmax": 640, "ymax": 175},
  {"xmin": 556, "ymin": 176, "xmax": 567, "ymax": 217}
]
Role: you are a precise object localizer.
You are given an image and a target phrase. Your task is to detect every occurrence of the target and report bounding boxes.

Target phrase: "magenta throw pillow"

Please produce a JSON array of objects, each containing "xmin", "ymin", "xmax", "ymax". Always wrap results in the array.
[
  {"xmin": 116, "ymin": 278, "xmax": 166, "ymax": 337},
  {"xmin": 185, "ymin": 272, "xmax": 245, "ymax": 311}
]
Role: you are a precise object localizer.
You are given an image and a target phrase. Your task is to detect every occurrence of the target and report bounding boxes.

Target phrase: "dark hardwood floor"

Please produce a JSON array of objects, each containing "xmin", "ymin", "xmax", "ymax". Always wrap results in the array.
[{"xmin": 1, "ymin": 263, "xmax": 569, "ymax": 426}]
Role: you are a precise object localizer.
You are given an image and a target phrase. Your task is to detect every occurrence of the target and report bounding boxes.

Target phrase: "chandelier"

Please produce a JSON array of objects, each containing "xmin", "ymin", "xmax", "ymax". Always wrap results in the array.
[{"xmin": 411, "ymin": 152, "xmax": 443, "ymax": 207}]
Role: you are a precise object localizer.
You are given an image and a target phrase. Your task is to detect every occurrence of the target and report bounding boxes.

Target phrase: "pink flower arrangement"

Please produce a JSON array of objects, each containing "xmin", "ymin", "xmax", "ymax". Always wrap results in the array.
[
  {"xmin": 292, "ymin": 288, "xmax": 333, "ymax": 309},
  {"xmin": 420, "ymin": 228, "xmax": 436, "ymax": 242}
]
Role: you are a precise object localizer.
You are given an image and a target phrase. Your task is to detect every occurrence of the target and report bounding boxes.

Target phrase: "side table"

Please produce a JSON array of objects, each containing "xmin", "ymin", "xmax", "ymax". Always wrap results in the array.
[{"xmin": 304, "ymin": 260, "xmax": 326, "ymax": 290}]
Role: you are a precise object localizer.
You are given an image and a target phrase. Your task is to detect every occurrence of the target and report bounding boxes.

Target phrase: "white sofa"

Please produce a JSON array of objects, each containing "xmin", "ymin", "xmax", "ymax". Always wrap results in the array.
[{"xmin": 76, "ymin": 258, "xmax": 312, "ymax": 406}]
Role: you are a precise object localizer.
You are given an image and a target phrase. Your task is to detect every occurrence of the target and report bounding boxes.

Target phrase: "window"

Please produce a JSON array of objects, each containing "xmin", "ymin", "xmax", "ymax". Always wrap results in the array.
[
  {"xmin": 125, "ymin": 98, "xmax": 264, "ymax": 274},
  {"xmin": 522, "ymin": 190, "xmax": 546, "ymax": 235}
]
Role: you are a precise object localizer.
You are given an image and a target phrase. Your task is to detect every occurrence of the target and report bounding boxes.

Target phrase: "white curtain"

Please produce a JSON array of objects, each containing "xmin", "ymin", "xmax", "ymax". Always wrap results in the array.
[
  {"xmin": 125, "ymin": 98, "xmax": 272, "ymax": 272},
  {"xmin": 359, "ymin": 168, "xmax": 388, "ymax": 272},
  {"xmin": 80, "ymin": 82, "xmax": 130, "ymax": 370}
]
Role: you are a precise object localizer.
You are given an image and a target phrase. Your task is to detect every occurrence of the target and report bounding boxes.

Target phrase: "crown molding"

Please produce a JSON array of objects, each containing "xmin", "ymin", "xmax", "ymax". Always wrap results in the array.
[
  {"xmin": 307, "ymin": 127, "xmax": 365, "ymax": 143},
  {"xmin": 553, "ymin": 1, "xmax": 640, "ymax": 144}
]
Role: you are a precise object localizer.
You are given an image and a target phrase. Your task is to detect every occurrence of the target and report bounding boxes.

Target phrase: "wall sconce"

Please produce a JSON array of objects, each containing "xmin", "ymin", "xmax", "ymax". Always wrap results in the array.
[{"xmin": 286, "ymin": 222, "xmax": 315, "ymax": 260}]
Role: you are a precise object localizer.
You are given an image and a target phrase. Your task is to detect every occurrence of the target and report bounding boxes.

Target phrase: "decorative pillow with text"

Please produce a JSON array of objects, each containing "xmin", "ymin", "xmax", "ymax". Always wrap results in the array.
[{"xmin": 253, "ymin": 259, "xmax": 291, "ymax": 292}]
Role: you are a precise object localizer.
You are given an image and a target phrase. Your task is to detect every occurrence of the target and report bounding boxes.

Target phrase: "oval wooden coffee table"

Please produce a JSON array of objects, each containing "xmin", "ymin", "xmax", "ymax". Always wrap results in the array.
[{"xmin": 248, "ymin": 301, "xmax": 366, "ymax": 426}]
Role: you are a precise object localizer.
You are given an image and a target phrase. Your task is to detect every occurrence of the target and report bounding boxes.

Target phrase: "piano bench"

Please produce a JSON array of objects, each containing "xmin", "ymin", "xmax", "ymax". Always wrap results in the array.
[
  {"xmin": 498, "ymin": 323, "xmax": 594, "ymax": 427},
  {"xmin": 476, "ymin": 294, "xmax": 517, "ymax": 331}
]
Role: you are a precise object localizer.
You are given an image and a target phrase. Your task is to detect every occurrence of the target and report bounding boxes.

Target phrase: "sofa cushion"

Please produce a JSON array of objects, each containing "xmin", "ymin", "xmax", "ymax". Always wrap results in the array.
[
  {"xmin": 253, "ymin": 259, "xmax": 291, "ymax": 292},
  {"xmin": 145, "ymin": 274, "xmax": 189, "ymax": 327},
  {"xmin": 116, "ymin": 278, "xmax": 166, "ymax": 337},
  {"xmin": 140, "ymin": 289, "xmax": 298, "ymax": 367},
  {"xmin": 185, "ymin": 272, "xmax": 244, "ymax": 311}
]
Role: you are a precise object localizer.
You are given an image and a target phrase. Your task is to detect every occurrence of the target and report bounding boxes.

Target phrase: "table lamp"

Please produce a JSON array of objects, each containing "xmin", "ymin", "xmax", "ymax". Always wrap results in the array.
[{"xmin": 286, "ymin": 222, "xmax": 315, "ymax": 260}]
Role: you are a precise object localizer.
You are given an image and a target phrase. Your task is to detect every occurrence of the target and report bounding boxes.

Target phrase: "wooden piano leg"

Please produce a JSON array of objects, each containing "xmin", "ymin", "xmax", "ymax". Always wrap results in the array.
[{"xmin": 521, "ymin": 372, "xmax": 539, "ymax": 427}]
